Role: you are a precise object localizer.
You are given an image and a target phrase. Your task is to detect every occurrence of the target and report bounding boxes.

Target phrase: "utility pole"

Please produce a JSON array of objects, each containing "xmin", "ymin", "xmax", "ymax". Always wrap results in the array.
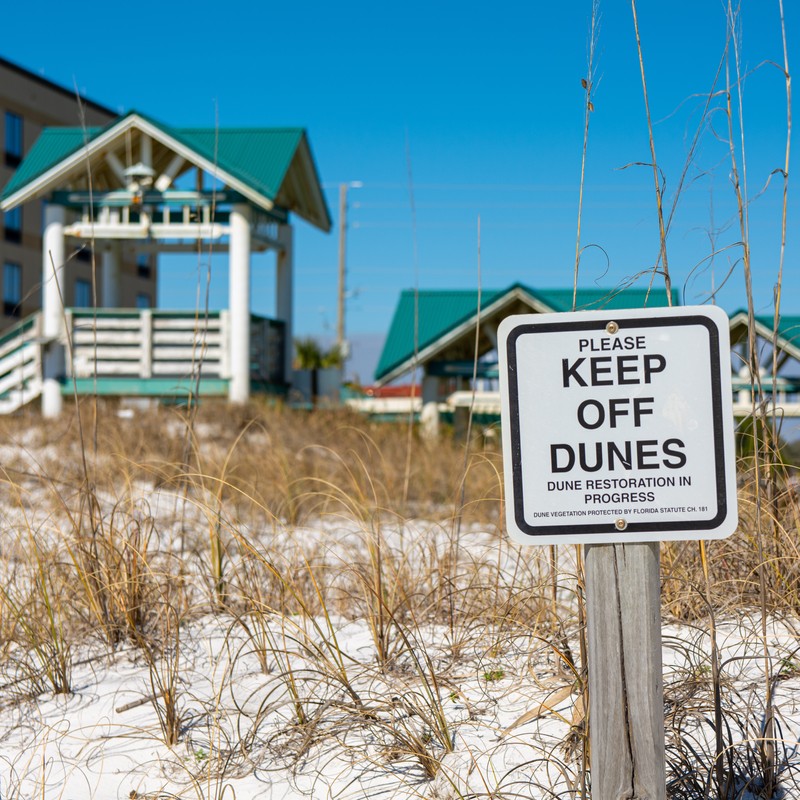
[
  {"xmin": 337, "ymin": 183, "xmax": 347, "ymax": 352},
  {"xmin": 336, "ymin": 181, "xmax": 362, "ymax": 357}
]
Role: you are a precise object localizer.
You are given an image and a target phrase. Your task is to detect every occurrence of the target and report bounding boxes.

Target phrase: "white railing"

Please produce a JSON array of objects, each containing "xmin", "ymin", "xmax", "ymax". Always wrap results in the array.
[
  {"xmin": 0, "ymin": 314, "xmax": 43, "ymax": 413},
  {"xmin": 67, "ymin": 310, "xmax": 230, "ymax": 381},
  {"xmin": 65, "ymin": 309, "xmax": 286, "ymax": 387},
  {"xmin": 0, "ymin": 309, "xmax": 287, "ymax": 413}
]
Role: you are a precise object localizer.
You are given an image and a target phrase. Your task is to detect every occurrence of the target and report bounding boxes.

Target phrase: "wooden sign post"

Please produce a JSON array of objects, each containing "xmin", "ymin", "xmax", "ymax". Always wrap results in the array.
[
  {"xmin": 584, "ymin": 541, "xmax": 665, "ymax": 799},
  {"xmin": 498, "ymin": 306, "xmax": 737, "ymax": 800}
]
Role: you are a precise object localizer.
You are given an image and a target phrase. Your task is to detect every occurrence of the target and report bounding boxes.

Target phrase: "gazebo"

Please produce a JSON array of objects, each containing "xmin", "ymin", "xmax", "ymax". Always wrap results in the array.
[{"xmin": 0, "ymin": 110, "xmax": 331, "ymax": 416}]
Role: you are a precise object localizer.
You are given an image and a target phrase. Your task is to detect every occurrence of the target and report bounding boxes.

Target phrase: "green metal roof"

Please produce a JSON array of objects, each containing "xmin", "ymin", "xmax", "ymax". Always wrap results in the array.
[
  {"xmin": 528, "ymin": 286, "xmax": 678, "ymax": 312},
  {"xmin": 169, "ymin": 126, "xmax": 304, "ymax": 204},
  {"xmin": 375, "ymin": 289, "xmax": 504, "ymax": 381},
  {"xmin": 729, "ymin": 310, "xmax": 800, "ymax": 352},
  {"xmin": 374, "ymin": 283, "xmax": 680, "ymax": 382},
  {"xmin": 1, "ymin": 126, "xmax": 102, "ymax": 199},
  {"xmin": 1, "ymin": 111, "xmax": 331, "ymax": 230},
  {"xmin": 754, "ymin": 313, "xmax": 800, "ymax": 347}
]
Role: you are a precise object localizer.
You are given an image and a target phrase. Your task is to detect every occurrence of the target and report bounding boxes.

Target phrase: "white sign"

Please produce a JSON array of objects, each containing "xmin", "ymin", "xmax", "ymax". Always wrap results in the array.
[{"xmin": 499, "ymin": 305, "xmax": 737, "ymax": 545}]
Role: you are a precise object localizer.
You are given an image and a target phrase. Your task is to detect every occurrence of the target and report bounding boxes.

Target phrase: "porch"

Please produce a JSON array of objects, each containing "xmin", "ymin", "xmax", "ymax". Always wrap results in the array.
[{"xmin": 0, "ymin": 309, "xmax": 285, "ymax": 413}]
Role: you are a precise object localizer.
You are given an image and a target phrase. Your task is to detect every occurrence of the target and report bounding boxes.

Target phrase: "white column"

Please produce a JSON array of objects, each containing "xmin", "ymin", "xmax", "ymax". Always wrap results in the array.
[
  {"xmin": 140, "ymin": 309, "xmax": 153, "ymax": 379},
  {"xmin": 101, "ymin": 233, "xmax": 122, "ymax": 308},
  {"xmin": 421, "ymin": 373, "xmax": 440, "ymax": 439},
  {"xmin": 229, "ymin": 204, "xmax": 251, "ymax": 404},
  {"xmin": 276, "ymin": 224, "xmax": 294, "ymax": 386},
  {"xmin": 140, "ymin": 134, "xmax": 152, "ymax": 170},
  {"xmin": 42, "ymin": 204, "xmax": 66, "ymax": 417}
]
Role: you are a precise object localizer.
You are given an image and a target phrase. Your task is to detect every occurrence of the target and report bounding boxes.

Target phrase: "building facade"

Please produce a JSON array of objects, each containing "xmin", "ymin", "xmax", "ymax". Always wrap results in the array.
[{"xmin": 0, "ymin": 57, "xmax": 156, "ymax": 328}]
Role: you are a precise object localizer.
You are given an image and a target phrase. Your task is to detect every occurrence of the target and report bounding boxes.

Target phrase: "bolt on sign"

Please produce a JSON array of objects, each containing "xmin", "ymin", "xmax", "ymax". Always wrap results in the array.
[{"xmin": 498, "ymin": 305, "xmax": 737, "ymax": 545}]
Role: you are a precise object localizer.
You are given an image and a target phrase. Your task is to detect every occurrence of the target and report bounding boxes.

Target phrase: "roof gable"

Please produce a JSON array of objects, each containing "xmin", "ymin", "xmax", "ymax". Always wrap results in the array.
[
  {"xmin": 174, "ymin": 127, "xmax": 302, "ymax": 201},
  {"xmin": 375, "ymin": 289, "xmax": 506, "ymax": 380},
  {"xmin": 374, "ymin": 283, "xmax": 680, "ymax": 382},
  {"xmin": 1, "ymin": 111, "xmax": 331, "ymax": 231},
  {"xmin": 1, "ymin": 127, "xmax": 100, "ymax": 200},
  {"xmin": 729, "ymin": 310, "xmax": 800, "ymax": 361}
]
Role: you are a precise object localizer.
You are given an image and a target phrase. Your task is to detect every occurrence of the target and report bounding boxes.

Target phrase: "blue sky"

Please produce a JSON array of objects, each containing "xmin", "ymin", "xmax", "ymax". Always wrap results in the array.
[{"xmin": 3, "ymin": 1, "xmax": 797, "ymax": 380}]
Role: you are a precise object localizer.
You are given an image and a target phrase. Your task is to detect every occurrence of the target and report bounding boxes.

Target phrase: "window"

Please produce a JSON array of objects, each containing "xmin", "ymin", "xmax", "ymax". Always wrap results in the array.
[
  {"xmin": 3, "ymin": 262, "xmax": 21, "ymax": 317},
  {"xmin": 136, "ymin": 293, "xmax": 151, "ymax": 309},
  {"xmin": 136, "ymin": 253, "xmax": 151, "ymax": 279},
  {"xmin": 3, "ymin": 207, "xmax": 21, "ymax": 244},
  {"xmin": 74, "ymin": 279, "xmax": 92, "ymax": 308},
  {"xmin": 4, "ymin": 111, "xmax": 22, "ymax": 168}
]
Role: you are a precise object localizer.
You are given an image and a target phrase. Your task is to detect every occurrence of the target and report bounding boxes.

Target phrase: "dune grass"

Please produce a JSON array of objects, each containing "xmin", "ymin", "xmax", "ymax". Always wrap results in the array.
[{"xmin": 0, "ymin": 399, "xmax": 798, "ymax": 798}]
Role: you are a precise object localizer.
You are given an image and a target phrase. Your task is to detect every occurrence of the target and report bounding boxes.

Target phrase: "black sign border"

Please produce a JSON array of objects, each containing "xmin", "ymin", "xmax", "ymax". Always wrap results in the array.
[{"xmin": 505, "ymin": 314, "xmax": 728, "ymax": 538}]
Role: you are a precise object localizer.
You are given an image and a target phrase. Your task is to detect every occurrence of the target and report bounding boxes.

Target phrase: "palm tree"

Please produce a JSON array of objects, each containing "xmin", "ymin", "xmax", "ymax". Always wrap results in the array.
[{"xmin": 294, "ymin": 337, "xmax": 324, "ymax": 370}]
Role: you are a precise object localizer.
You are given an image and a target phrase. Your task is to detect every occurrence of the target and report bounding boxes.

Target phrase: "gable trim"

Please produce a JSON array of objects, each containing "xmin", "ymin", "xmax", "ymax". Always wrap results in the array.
[
  {"xmin": 376, "ymin": 286, "xmax": 554, "ymax": 385},
  {"xmin": 729, "ymin": 310, "xmax": 800, "ymax": 365},
  {"xmin": 1, "ymin": 113, "xmax": 279, "ymax": 214}
]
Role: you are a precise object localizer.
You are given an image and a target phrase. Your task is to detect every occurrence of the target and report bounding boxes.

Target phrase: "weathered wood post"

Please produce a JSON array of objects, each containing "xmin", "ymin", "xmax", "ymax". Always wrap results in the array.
[{"xmin": 585, "ymin": 542, "xmax": 665, "ymax": 800}]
